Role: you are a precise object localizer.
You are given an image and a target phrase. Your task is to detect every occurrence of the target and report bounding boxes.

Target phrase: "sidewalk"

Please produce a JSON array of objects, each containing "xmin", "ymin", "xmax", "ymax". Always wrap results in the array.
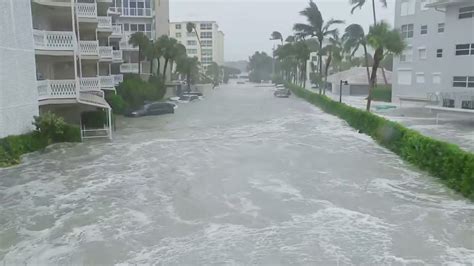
[{"xmin": 304, "ymin": 87, "xmax": 474, "ymax": 152}]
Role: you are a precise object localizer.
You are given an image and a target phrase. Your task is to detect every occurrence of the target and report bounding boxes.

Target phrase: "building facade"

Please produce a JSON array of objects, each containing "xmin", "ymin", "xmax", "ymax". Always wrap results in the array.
[
  {"xmin": 170, "ymin": 21, "xmax": 225, "ymax": 69},
  {"xmin": 392, "ymin": 0, "xmax": 474, "ymax": 108},
  {"xmin": 0, "ymin": 0, "xmax": 39, "ymax": 138}
]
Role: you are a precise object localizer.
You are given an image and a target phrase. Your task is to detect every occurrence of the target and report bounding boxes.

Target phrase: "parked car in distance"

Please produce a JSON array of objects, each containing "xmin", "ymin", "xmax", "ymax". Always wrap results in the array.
[
  {"xmin": 125, "ymin": 102, "xmax": 176, "ymax": 117},
  {"xmin": 274, "ymin": 89, "xmax": 291, "ymax": 98},
  {"xmin": 179, "ymin": 94, "xmax": 199, "ymax": 103},
  {"xmin": 185, "ymin": 92, "xmax": 203, "ymax": 97}
]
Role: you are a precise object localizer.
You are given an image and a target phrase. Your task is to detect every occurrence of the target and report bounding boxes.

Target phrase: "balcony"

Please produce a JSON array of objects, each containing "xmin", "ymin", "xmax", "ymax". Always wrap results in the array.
[
  {"xmin": 99, "ymin": 46, "xmax": 113, "ymax": 61},
  {"xmin": 114, "ymin": 74, "xmax": 124, "ymax": 85},
  {"xmin": 79, "ymin": 40, "xmax": 99, "ymax": 58},
  {"xmin": 37, "ymin": 79, "xmax": 77, "ymax": 102},
  {"xmin": 112, "ymin": 50, "xmax": 123, "ymax": 63},
  {"xmin": 97, "ymin": 16, "xmax": 112, "ymax": 31},
  {"xmin": 111, "ymin": 25, "xmax": 123, "ymax": 38},
  {"xmin": 79, "ymin": 77, "xmax": 101, "ymax": 92},
  {"xmin": 76, "ymin": 2, "xmax": 97, "ymax": 20},
  {"xmin": 33, "ymin": 30, "xmax": 76, "ymax": 52},
  {"xmin": 100, "ymin": 75, "xmax": 115, "ymax": 89},
  {"xmin": 120, "ymin": 63, "xmax": 139, "ymax": 74}
]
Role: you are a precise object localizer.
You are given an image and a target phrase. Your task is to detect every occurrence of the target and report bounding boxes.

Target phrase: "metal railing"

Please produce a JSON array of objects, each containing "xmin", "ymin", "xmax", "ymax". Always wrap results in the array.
[
  {"xmin": 76, "ymin": 2, "xmax": 97, "ymax": 18},
  {"xmin": 100, "ymin": 75, "xmax": 115, "ymax": 88},
  {"xmin": 79, "ymin": 40, "xmax": 99, "ymax": 56},
  {"xmin": 37, "ymin": 79, "xmax": 77, "ymax": 101},
  {"xmin": 99, "ymin": 46, "xmax": 113, "ymax": 59},
  {"xmin": 33, "ymin": 30, "xmax": 76, "ymax": 50},
  {"xmin": 120, "ymin": 63, "xmax": 139, "ymax": 73},
  {"xmin": 111, "ymin": 24, "xmax": 122, "ymax": 36},
  {"xmin": 112, "ymin": 50, "xmax": 123, "ymax": 61},
  {"xmin": 97, "ymin": 16, "xmax": 112, "ymax": 29}
]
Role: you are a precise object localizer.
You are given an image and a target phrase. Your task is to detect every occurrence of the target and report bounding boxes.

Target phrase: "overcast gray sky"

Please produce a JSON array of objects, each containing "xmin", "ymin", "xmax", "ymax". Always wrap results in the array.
[{"xmin": 170, "ymin": 0, "xmax": 395, "ymax": 62}]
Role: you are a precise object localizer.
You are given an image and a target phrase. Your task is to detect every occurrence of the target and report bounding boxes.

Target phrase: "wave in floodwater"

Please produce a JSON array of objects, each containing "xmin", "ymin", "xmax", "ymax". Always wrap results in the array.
[{"xmin": 0, "ymin": 85, "xmax": 473, "ymax": 264}]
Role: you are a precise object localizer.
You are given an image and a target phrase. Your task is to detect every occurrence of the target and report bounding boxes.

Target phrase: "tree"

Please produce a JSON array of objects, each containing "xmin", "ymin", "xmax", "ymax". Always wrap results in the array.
[
  {"xmin": 293, "ymin": 0, "xmax": 344, "ymax": 93},
  {"xmin": 343, "ymin": 23, "xmax": 371, "ymax": 88},
  {"xmin": 270, "ymin": 31, "xmax": 284, "ymax": 44},
  {"xmin": 366, "ymin": 22, "xmax": 405, "ymax": 111},
  {"xmin": 186, "ymin": 22, "xmax": 202, "ymax": 49},
  {"xmin": 222, "ymin": 66, "xmax": 241, "ymax": 83},
  {"xmin": 294, "ymin": 41, "xmax": 311, "ymax": 87},
  {"xmin": 321, "ymin": 32, "xmax": 343, "ymax": 94},
  {"xmin": 206, "ymin": 62, "xmax": 221, "ymax": 84},
  {"xmin": 349, "ymin": 0, "xmax": 387, "ymax": 25},
  {"xmin": 248, "ymin": 51, "xmax": 274, "ymax": 83},
  {"xmin": 128, "ymin": 32, "xmax": 149, "ymax": 75},
  {"xmin": 176, "ymin": 57, "xmax": 200, "ymax": 92},
  {"xmin": 145, "ymin": 40, "xmax": 161, "ymax": 76},
  {"xmin": 157, "ymin": 36, "xmax": 185, "ymax": 81},
  {"xmin": 285, "ymin": 35, "xmax": 295, "ymax": 43}
]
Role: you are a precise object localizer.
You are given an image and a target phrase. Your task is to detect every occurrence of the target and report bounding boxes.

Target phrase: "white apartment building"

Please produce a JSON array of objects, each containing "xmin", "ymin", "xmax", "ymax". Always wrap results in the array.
[
  {"xmin": 170, "ymin": 21, "xmax": 225, "ymax": 69},
  {"xmin": 393, "ymin": 0, "xmax": 474, "ymax": 109},
  {"xmin": 108, "ymin": 0, "xmax": 170, "ymax": 75}
]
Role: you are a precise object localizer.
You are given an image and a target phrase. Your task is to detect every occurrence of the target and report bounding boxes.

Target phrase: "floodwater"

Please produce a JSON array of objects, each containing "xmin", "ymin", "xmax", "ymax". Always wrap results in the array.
[{"xmin": 1, "ymin": 83, "xmax": 473, "ymax": 265}]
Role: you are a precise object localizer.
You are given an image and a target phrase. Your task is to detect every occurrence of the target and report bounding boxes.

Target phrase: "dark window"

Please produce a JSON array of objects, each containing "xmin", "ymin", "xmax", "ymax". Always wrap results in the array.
[
  {"xmin": 137, "ymin": 2, "xmax": 144, "ymax": 8},
  {"xmin": 145, "ymin": 24, "xmax": 151, "ymax": 31},
  {"xmin": 455, "ymin": 44, "xmax": 472, "ymax": 55},
  {"xmin": 459, "ymin": 6, "xmax": 474, "ymax": 19},
  {"xmin": 436, "ymin": 49, "xmax": 443, "ymax": 58},
  {"xmin": 469, "ymin": 76, "xmax": 474, "ymax": 87},
  {"xmin": 131, "ymin": 24, "xmax": 137, "ymax": 31},
  {"xmin": 453, "ymin": 76, "xmax": 468, "ymax": 87},
  {"xmin": 438, "ymin": 23, "xmax": 445, "ymax": 33},
  {"xmin": 145, "ymin": 0, "xmax": 150, "ymax": 8},
  {"xmin": 401, "ymin": 24, "xmax": 414, "ymax": 38},
  {"xmin": 443, "ymin": 99, "xmax": 455, "ymax": 108},
  {"xmin": 123, "ymin": 23, "xmax": 129, "ymax": 31},
  {"xmin": 420, "ymin": 25, "xmax": 428, "ymax": 35},
  {"xmin": 462, "ymin": 101, "xmax": 474, "ymax": 110},
  {"xmin": 129, "ymin": 1, "xmax": 136, "ymax": 8}
]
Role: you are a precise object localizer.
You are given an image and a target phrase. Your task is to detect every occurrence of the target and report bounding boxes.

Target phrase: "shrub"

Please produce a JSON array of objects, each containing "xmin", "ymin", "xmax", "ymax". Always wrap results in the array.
[
  {"xmin": 288, "ymin": 83, "xmax": 474, "ymax": 200},
  {"xmin": 32, "ymin": 112, "xmax": 67, "ymax": 144},
  {"xmin": 372, "ymin": 85, "xmax": 392, "ymax": 102},
  {"xmin": 117, "ymin": 75, "xmax": 166, "ymax": 109},
  {"xmin": 106, "ymin": 94, "xmax": 128, "ymax": 115}
]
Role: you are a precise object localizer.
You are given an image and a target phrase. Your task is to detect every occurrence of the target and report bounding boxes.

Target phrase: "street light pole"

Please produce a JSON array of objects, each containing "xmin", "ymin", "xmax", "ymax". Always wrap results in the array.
[{"xmin": 339, "ymin": 80, "xmax": 348, "ymax": 103}]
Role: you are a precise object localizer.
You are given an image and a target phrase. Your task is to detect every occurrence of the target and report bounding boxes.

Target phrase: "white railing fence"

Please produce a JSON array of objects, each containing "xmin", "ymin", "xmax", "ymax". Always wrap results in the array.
[
  {"xmin": 114, "ymin": 74, "xmax": 124, "ymax": 85},
  {"xmin": 97, "ymin": 16, "xmax": 112, "ymax": 29},
  {"xmin": 100, "ymin": 75, "xmax": 115, "ymax": 88},
  {"xmin": 37, "ymin": 80, "xmax": 77, "ymax": 100},
  {"xmin": 120, "ymin": 63, "xmax": 139, "ymax": 73},
  {"xmin": 33, "ymin": 30, "xmax": 76, "ymax": 50},
  {"xmin": 99, "ymin": 46, "xmax": 113, "ymax": 59},
  {"xmin": 79, "ymin": 40, "xmax": 99, "ymax": 56},
  {"xmin": 111, "ymin": 25, "xmax": 122, "ymax": 36},
  {"xmin": 80, "ymin": 77, "xmax": 101, "ymax": 92},
  {"xmin": 112, "ymin": 50, "xmax": 123, "ymax": 61},
  {"xmin": 76, "ymin": 2, "xmax": 97, "ymax": 18}
]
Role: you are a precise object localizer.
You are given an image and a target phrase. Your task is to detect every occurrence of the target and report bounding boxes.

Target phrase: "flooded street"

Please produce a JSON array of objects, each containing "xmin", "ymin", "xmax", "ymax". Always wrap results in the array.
[{"xmin": 1, "ymin": 83, "xmax": 473, "ymax": 264}]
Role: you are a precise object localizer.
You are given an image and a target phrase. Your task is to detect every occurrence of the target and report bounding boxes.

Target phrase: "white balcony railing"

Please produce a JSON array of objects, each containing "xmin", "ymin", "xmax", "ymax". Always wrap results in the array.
[
  {"xmin": 114, "ymin": 74, "xmax": 124, "ymax": 85},
  {"xmin": 80, "ymin": 77, "xmax": 101, "ymax": 92},
  {"xmin": 111, "ymin": 25, "xmax": 122, "ymax": 36},
  {"xmin": 76, "ymin": 3, "xmax": 97, "ymax": 18},
  {"xmin": 97, "ymin": 16, "xmax": 112, "ymax": 29},
  {"xmin": 37, "ymin": 80, "xmax": 77, "ymax": 101},
  {"xmin": 79, "ymin": 40, "xmax": 99, "ymax": 56},
  {"xmin": 33, "ymin": 30, "xmax": 76, "ymax": 51},
  {"xmin": 120, "ymin": 63, "xmax": 139, "ymax": 73},
  {"xmin": 112, "ymin": 50, "xmax": 123, "ymax": 61},
  {"xmin": 99, "ymin": 46, "xmax": 113, "ymax": 60},
  {"xmin": 100, "ymin": 75, "xmax": 115, "ymax": 88}
]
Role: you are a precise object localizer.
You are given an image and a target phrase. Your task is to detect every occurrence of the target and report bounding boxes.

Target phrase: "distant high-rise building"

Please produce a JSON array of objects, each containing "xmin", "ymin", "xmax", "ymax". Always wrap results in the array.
[{"xmin": 170, "ymin": 21, "xmax": 225, "ymax": 69}]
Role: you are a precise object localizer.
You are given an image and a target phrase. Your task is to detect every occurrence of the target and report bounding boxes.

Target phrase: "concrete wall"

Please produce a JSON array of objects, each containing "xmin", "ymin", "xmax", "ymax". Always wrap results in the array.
[
  {"xmin": 0, "ymin": 0, "xmax": 39, "ymax": 138},
  {"xmin": 154, "ymin": 0, "xmax": 169, "ymax": 38}
]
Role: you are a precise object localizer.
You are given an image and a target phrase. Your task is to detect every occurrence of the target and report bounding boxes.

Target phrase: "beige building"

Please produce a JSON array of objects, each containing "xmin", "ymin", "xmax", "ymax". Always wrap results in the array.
[{"xmin": 170, "ymin": 21, "xmax": 225, "ymax": 69}]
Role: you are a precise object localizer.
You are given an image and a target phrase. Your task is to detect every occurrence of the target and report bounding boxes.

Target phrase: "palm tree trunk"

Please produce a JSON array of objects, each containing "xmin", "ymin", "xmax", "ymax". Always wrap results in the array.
[
  {"xmin": 363, "ymin": 44, "xmax": 371, "ymax": 84},
  {"xmin": 157, "ymin": 58, "xmax": 161, "ymax": 76},
  {"xmin": 138, "ymin": 47, "xmax": 142, "ymax": 75},
  {"xmin": 371, "ymin": 0, "xmax": 377, "ymax": 25},
  {"xmin": 149, "ymin": 58, "xmax": 153, "ymax": 75},
  {"xmin": 323, "ymin": 55, "xmax": 332, "ymax": 95},
  {"xmin": 162, "ymin": 58, "xmax": 169, "ymax": 80},
  {"xmin": 318, "ymin": 41, "xmax": 323, "ymax": 94},
  {"xmin": 381, "ymin": 67, "xmax": 388, "ymax": 85},
  {"xmin": 187, "ymin": 74, "xmax": 191, "ymax": 92},
  {"xmin": 367, "ymin": 47, "xmax": 383, "ymax": 111}
]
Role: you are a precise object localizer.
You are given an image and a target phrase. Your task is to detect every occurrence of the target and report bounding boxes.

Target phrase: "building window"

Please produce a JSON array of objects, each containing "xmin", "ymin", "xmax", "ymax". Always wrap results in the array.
[
  {"xmin": 416, "ymin": 72, "xmax": 425, "ymax": 83},
  {"xmin": 200, "ymin": 32, "xmax": 213, "ymax": 39},
  {"xmin": 401, "ymin": 24, "xmax": 414, "ymax": 38},
  {"xmin": 398, "ymin": 70, "xmax": 412, "ymax": 85},
  {"xmin": 432, "ymin": 73, "xmax": 441, "ymax": 84},
  {"xmin": 176, "ymin": 33, "xmax": 182, "ymax": 38},
  {"xmin": 123, "ymin": 23, "xmax": 130, "ymax": 31},
  {"xmin": 187, "ymin": 40, "xmax": 197, "ymax": 46},
  {"xmin": 175, "ymin": 24, "xmax": 182, "ymax": 30},
  {"xmin": 453, "ymin": 76, "xmax": 474, "ymax": 87},
  {"xmin": 202, "ymin": 40, "xmax": 213, "ymax": 47},
  {"xmin": 436, "ymin": 49, "xmax": 443, "ymax": 58},
  {"xmin": 438, "ymin": 23, "xmax": 445, "ymax": 33},
  {"xmin": 201, "ymin": 48, "xmax": 212, "ymax": 56},
  {"xmin": 455, "ymin": 43, "xmax": 474, "ymax": 55},
  {"xmin": 400, "ymin": 45, "xmax": 413, "ymax": 62},
  {"xmin": 420, "ymin": 25, "xmax": 428, "ymax": 35},
  {"xmin": 459, "ymin": 6, "xmax": 474, "ymax": 19},
  {"xmin": 418, "ymin": 48, "xmax": 427, "ymax": 59},
  {"xmin": 200, "ymin": 23, "xmax": 213, "ymax": 30},
  {"xmin": 401, "ymin": 0, "xmax": 416, "ymax": 16},
  {"xmin": 187, "ymin": 49, "xmax": 197, "ymax": 54},
  {"xmin": 420, "ymin": 0, "xmax": 430, "ymax": 11},
  {"xmin": 131, "ymin": 24, "xmax": 138, "ymax": 31}
]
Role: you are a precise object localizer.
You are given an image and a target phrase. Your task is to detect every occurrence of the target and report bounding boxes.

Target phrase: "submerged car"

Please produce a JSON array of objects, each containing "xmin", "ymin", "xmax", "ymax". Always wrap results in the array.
[
  {"xmin": 274, "ymin": 89, "xmax": 291, "ymax": 98},
  {"xmin": 125, "ymin": 102, "xmax": 176, "ymax": 117},
  {"xmin": 178, "ymin": 94, "xmax": 199, "ymax": 103}
]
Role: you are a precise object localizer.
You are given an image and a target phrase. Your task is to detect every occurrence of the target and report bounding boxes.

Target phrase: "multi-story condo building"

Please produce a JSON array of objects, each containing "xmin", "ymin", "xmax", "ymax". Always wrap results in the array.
[
  {"xmin": 392, "ymin": 0, "xmax": 474, "ymax": 109},
  {"xmin": 170, "ymin": 21, "xmax": 225, "ymax": 70},
  {"xmin": 108, "ymin": 0, "xmax": 170, "ymax": 75}
]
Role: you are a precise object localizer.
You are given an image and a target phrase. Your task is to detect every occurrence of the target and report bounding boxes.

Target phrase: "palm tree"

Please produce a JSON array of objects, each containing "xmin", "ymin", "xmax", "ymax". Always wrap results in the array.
[
  {"xmin": 285, "ymin": 36, "xmax": 296, "ymax": 43},
  {"xmin": 293, "ymin": 0, "xmax": 344, "ymax": 93},
  {"xmin": 343, "ymin": 24, "xmax": 371, "ymax": 87},
  {"xmin": 321, "ymin": 32, "xmax": 344, "ymax": 94},
  {"xmin": 186, "ymin": 22, "xmax": 202, "ymax": 49},
  {"xmin": 176, "ymin": 56, "xmax": 200, "ymax": 92},
  {"xmin": 157, "ymin": 36, "xmax": 183, "ymax": 80},
  {"xmin": 169, "ymin": 43, "xmax": 187, "ymax": 77},
  {"xmin": 128, "ymin": 32, "xmax": 149, "ymax": 75},
  {"xmin": 270, "ymin": 31, "xmax": 284, "ymax": 45},
  {"xmin": 349, "ymin": 0, "xmax": 387, "ymax": 25},
  {"xmin": 145, "ymin": 40, "xmax": 161, "ymax": 76},
  {"xmin": 366, "ymin": 22, "xmax": 405, "ymax": 111},
  {"xmin": 294, "ymin": 41, "xmax": 311, "ymax": 87}
]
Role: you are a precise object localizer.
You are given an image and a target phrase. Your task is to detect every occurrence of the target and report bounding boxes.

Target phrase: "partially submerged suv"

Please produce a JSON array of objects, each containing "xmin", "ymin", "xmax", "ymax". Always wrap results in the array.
[{"xmin": 126, "ymin": 102, "xmax": 176, "ymax": 117}]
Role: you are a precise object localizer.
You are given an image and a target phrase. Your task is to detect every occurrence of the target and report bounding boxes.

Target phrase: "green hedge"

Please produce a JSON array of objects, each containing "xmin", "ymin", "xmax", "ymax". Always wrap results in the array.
[
  {"xmin": 0, "ymin": 119, "xmax": 81, "ymax": 168},
  {"xmin": 372, "ymin": 85, "xmax": 392, "ymax": 102},
  {"xmin": 288, "ymin": 83, "xmax": 474, "ymax": 200}
]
